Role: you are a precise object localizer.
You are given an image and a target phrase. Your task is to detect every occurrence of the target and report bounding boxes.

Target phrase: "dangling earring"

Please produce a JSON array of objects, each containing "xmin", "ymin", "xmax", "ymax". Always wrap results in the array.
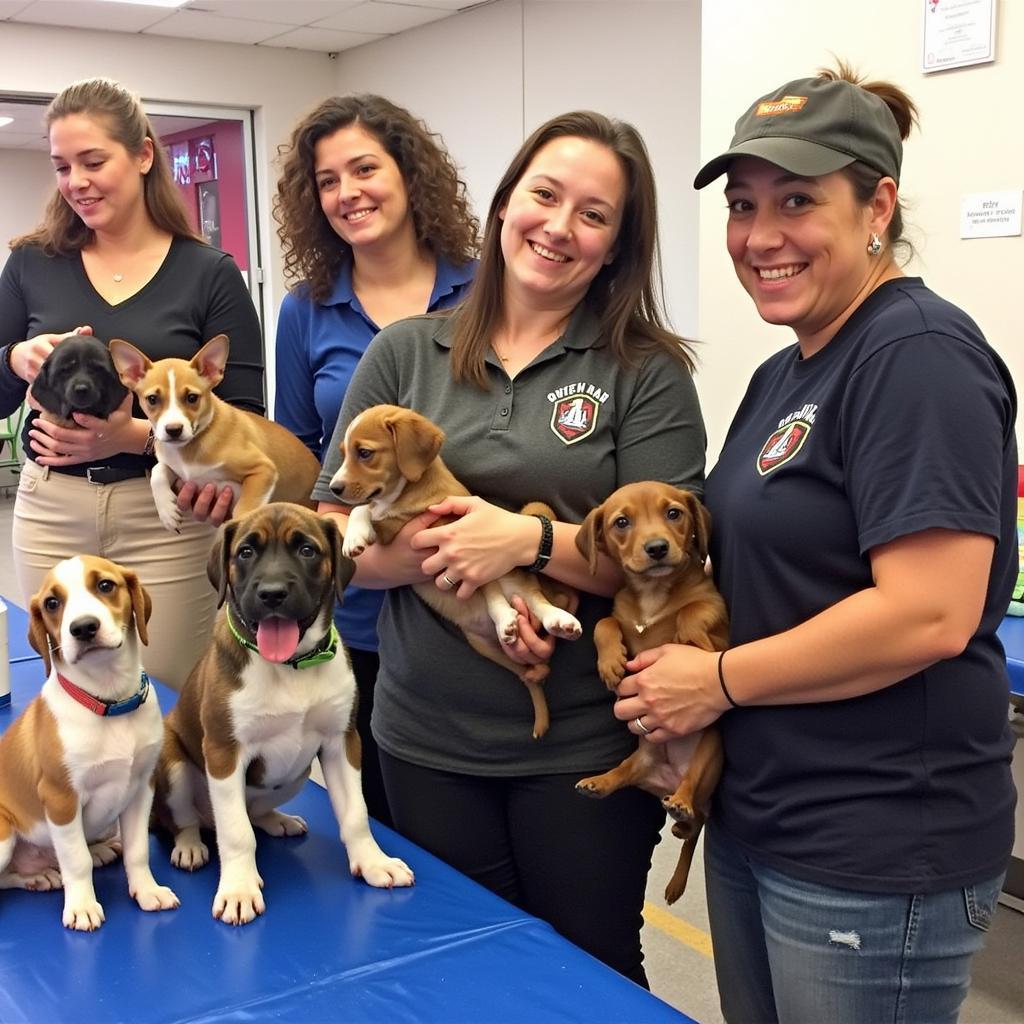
[{"xmin": 867, "ymin": 233, "xmax": 883, "ymax": 257}]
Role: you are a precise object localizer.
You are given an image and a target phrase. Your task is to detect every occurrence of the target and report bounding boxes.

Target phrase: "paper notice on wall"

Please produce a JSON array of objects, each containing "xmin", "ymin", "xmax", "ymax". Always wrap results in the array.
[
  {"xmin": 960, "ymin": 191, "xmax": 1022, "ymax": 239},
  {"xmin": 922, "ymin": 0, "xmax": 996, "ymax": 73}
]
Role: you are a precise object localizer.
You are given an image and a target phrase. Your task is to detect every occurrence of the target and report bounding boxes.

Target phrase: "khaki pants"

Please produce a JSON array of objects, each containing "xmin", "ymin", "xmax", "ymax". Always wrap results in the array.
[{"xmin": 12, "ymin": 460, "xmax": 218, "ymax": 690}]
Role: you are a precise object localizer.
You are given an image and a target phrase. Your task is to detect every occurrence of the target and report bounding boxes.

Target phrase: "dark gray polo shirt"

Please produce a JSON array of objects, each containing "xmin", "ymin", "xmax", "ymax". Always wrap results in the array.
[{"xmin": 314, "ymin": 304, "xmax": 706, "ymax": 775}]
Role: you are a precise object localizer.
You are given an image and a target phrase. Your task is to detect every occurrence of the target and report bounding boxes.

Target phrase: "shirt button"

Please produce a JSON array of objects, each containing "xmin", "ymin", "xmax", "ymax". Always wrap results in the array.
[
  {"xmin": 504, "ymin": 384, "xmax": 512, "ymax": 394},
  {"xmin": 500, "ymin": 407, "xmax": 509, "ymax": 416}
]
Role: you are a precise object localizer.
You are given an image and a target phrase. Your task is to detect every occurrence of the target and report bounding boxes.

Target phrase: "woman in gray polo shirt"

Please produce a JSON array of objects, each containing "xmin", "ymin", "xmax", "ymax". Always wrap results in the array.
[{"xmin": 315, "ymin": 111, "xmax": 706, "ymax": 986}]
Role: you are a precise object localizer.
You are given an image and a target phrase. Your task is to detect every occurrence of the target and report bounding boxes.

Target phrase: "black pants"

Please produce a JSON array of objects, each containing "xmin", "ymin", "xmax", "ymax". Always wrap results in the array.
[
  {"xmin": 347, "ymin": 647, "xmax": 393, "ymax": 829},
  {"xmin": 378, "ymin": 749, "xmax": 665, "ymax": 987}
]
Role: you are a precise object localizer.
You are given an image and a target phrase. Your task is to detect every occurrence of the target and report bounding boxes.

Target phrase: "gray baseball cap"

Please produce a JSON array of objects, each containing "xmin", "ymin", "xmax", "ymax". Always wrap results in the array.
[{"xmin": 693, "ymin": 76, "xmax": 903, "ymax": 189}]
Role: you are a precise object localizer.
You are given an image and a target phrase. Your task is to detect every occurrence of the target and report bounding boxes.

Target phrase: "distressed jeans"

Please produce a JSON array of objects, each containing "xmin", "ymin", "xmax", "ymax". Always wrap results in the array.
[{"xmin": 704, "ymin": 819, "xmax": 1005, "ymax": 1024}]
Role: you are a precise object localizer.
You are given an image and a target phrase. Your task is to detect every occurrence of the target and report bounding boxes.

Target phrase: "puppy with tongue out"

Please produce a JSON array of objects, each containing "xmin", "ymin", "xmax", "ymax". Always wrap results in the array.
[{"xmin": 154, "ymin": 502, "xmax": 415, "ymax": 926}]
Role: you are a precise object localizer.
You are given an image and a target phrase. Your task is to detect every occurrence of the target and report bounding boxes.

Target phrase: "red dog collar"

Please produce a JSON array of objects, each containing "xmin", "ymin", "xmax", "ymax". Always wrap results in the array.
[{"xmin": 57, "ymin": 671, "xmax": 150, "ymax": 716}]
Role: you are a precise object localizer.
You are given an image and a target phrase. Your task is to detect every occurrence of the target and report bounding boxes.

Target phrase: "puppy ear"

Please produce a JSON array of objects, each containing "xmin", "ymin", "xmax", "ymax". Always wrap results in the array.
[
  {"xmin": 192, "ymin": 334, "xmax": 229, "ymax": 386},
  {"xmin": 27, "ymin": 359, "xmax": 62, "ymax": 418},
  {"xmin": 122, "ymin": 569, "xmax": 152, "ymax": 647},
  {"xmin": 27, "ymin": 596, "xmax": 52, "ymax": 676},
  {"xmin": 109, "ymin": 339, "xmax": 152, "ymax": 389},
  {"xmin": 685, "ymin": 492, "xmax": 712, "ymax": 564},
  {"xmin": 388, "ymin": 409, "xmax": 444, "ymax": 483},
  {"xmin": 207, "ymin": 519, "xmax": 238, "ymax": 608},
  {"xmin": 322, "ymin": 515, "xmax": 357, "ymax": 602},
  {"xmin": 575, "ymin": 506, "xmax": 607, "ymax": 576}
]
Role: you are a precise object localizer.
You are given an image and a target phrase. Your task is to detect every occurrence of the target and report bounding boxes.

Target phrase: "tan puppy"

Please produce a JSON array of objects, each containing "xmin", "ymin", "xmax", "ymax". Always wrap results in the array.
[
  {"xmin": 153, "ymin": 503, "xmax": 414, "ymax": 926},
  {"xmin": 329, "ymin": 404, "xmax": 581, "ymax": 739},
  {"xmin": 110, "ymin": 335, "xmax": 320, "ymax": 533},
  {"xmin": 574, "ymin": 482, "xmax": 729, "ymax": 904},
  {"xmin": 0, "ymin": 557, "xmax": 178, "ymax": 930}
]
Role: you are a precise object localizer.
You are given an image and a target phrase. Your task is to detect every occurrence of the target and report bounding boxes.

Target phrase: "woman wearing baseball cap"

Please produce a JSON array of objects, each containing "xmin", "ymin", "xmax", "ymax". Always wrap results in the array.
[{"xmin": 613, "ymin": 63, "xmax": 1017, "ymax": 1022}]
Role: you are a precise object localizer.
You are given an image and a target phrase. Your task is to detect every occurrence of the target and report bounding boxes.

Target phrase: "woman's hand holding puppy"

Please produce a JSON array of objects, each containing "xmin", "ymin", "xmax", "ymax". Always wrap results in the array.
[
  {"xmin": 9, "ymin": 326, "xmax": 93, "ymax": 384},
  {"xmin": 29, "ymin": 391, "xmax": 143, "ymax": 465},
  {"xmin": 614, "ymin": 644, "xmax": 729, "ymax": 742}
]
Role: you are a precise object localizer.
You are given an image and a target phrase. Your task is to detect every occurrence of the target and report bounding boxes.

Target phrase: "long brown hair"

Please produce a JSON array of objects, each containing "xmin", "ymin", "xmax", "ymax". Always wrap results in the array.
[
  {"xmin": 12, "ymin": 77, "xmax": 200, "ymax": 254},
  {"xmin": 450, "ymin": 110, "xmax": 694, "ymax": 389},
  {"xmin": 820, "ymin": 60, "xmax": 919, "ymax": 260},
  {"xmin": 274, "ymin": 94, "xmax": 479, "ymax": 303}
]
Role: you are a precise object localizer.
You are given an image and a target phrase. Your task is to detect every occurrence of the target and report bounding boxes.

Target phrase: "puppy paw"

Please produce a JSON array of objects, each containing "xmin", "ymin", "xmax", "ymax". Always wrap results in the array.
[
  {"xmin": 254, "ymin": 810, "xmax": 308, "ymax": 837},
  {"xmin": 597, "ymin": 648, "xmax": 628, "ymax": 689},
  {"xmin": 63, "ymin": 895, "xmax": 105, "ymax": 931},
  {"xmin": 212, "ymin": 872, "xmax": 266, "ymax": 926},
  {"xmin": 171, "ymin": 833, "xmax": 210, "ymax": 871},
  {"xmin": 155, "ymin": 496, "xmax": 183, "ymax": 534},
  {"xmin": 351, "ymin": 851, "xmax": 415, "ymax": 890},
  {"xmin": 342, "ymin": 527, "xmax": 376, "ymax": 559},
  {"xmin": 14, "ymin": 868, "xmax": 62, "ymax": 892},
  {"xmin": 89, "ymin": 836, "xmax": 122, "ymax": 868},
  {"xmin": 495, "ymin": 607, "xmax": 519, "ymax": 646},
  {"xmin": 132, "ymin": 882, "xmax": 180, "ymax": 912},
  {"xmin": 575, "ymin": 775, "xmax": 612, "ymax": 798},
  {"xmin": 541, "ymin": 609, "xmax": 582, "ymax": 640},
  {"xmin": 662, "ymin": 796, "xmax": 697, "ymax": 834}
]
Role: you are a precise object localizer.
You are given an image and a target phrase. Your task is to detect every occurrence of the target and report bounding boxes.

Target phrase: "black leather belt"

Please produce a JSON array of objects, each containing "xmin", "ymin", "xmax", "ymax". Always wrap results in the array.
[{"xmin": 85, "ymin": 466, "xmax": 150, "ymax": 484}]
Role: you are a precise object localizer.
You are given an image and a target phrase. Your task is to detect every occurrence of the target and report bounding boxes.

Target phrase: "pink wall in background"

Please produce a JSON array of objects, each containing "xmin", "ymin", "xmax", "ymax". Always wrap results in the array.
[{"xmin": 162, "ymin": 119, "xmax": 249, "ymax": 272}]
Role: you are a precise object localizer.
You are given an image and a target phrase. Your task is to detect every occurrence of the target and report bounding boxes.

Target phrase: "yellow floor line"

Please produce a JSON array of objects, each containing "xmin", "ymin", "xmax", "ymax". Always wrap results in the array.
[{"xmin": 642, "ymin": 902, "xmax": 715, "ymax": 960}]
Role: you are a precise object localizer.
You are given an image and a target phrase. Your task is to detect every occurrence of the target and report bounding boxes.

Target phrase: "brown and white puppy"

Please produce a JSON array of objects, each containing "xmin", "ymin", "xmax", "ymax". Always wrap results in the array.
[
  {"xmin": 329, "ymin": 404, "xmax": 581, "ymax": 739},
  {"xmin": 110, "ymin": 335, "xmax": 320, "ymax": 533},
  {"xmin": 574, "ymin": 481, "xmax": 729, "ymax": 904},
  {"xmin": 0, "ymin": 557, "xmax": 178, "ymax": 930},
  {"xmin": 153, "ymin": 502, "xmax": 414, "ymax": 926}
]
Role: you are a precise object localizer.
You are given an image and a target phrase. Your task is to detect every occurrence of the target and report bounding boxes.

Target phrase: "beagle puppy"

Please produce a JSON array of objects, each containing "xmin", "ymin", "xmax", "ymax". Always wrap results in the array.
[{"xmin": 0, "ymin": 557, "xmax": 178, "ymax": 930}]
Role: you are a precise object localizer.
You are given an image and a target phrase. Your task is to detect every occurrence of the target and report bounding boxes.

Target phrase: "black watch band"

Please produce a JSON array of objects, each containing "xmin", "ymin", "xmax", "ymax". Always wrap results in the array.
[{"xmin": 525, "ymin": 513, "xmax": 553, "ymax": 573}]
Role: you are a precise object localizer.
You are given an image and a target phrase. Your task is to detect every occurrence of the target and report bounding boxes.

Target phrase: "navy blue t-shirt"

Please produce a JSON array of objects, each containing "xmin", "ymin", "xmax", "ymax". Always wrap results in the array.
[{"xmin": 704, "ymin": 277, "xmax": 1017, "ymax": 893}]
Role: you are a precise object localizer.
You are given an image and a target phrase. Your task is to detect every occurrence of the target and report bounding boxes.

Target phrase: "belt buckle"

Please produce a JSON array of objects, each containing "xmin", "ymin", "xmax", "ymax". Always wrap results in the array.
[{"xmin": 86, "ymin": 466, "xmax": 112, "ymax": 484}]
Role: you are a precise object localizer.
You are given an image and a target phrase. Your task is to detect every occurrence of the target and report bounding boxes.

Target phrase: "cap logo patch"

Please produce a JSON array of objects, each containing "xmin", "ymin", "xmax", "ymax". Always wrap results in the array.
[
  {"xmin": 755, "ymin": 95, "xmax": 808, "ymax": 117},
  {"xmin": 756, "ymin": 419, "xmax": 812, "ymax": 475}
]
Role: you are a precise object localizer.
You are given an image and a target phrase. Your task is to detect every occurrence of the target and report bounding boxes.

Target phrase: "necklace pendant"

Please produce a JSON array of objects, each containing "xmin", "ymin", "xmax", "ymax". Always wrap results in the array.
[
  {"xmin": 113, "ymin": 273, "xmax": 124, "ymax": 283},
  {"xmin": 634, "ymin": 623, "xmax": 647, "ymax": 635}
]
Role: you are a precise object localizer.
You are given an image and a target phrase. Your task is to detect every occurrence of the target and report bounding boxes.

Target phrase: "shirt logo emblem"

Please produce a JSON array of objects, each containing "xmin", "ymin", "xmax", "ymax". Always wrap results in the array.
[
  {"xmin": 551, "ymin": 395, "xmax": 598, "ymax": 445},
  {"xmin": 756, "ymin": 419, "xmax": 811, "ymax": 475}
]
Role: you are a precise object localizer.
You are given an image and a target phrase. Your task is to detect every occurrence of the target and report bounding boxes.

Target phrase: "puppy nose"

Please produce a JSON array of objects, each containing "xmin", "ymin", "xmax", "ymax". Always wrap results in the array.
[
  {"xmin": 165, "ymin": 424, "xmax": 184, "ymax": 439},
  {"xmin": 257, "ymin": 583, "xmax": 289, "ymax": 609},
  {"xmin": 69, "ymin": 616, "xmax": 100, "ymax": 641},
  {"xmin": 72, "ymin": 381, "xmax": 93, "ymax": 397},
  {"xmin": 644, "ymin": 539, "xmax": 669, "ymax": 561}
]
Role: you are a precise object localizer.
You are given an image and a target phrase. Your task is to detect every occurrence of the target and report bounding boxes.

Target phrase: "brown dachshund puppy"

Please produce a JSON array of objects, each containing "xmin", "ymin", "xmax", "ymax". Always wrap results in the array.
[{"xmin": 574, "ymin": 481, "xmax": 729, "ymax": 904}]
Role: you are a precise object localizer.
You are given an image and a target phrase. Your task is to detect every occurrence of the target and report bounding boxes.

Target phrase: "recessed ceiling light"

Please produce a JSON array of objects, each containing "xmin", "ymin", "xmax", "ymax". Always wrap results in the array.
[{"xmin": 0, "ymin": 117, "xmax": 13, "ymax": 129}]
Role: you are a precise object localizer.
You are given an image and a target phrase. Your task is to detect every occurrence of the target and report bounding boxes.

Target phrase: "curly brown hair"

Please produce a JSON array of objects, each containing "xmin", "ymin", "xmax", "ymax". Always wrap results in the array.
[
  {"xmin": 274, "ymin": 95, "xmax": 479, "ymax": 302},
  {"xmin": 12, "ymin": 77, "xmax": 200, "ymax": 255}
]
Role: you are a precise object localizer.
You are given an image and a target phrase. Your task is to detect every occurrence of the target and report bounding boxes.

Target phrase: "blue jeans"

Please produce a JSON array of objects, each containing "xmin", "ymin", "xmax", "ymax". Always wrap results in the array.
[{"xmin": 704, "ymin": 820, "xmax": 1005, "ymax": 1024}]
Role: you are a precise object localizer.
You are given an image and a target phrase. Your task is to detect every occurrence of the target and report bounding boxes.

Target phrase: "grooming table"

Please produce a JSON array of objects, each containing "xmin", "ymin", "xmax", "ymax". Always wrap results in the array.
[{"xmin": 1, "ymin": 602, "xmax": 693, "ymax": 1024}]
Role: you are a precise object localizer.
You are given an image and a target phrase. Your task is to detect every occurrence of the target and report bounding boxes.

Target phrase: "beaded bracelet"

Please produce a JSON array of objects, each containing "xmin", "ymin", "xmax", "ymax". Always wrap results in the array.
[{"xmin": 525, "ymin": 513, "xmax": 553, "ymax": 573}]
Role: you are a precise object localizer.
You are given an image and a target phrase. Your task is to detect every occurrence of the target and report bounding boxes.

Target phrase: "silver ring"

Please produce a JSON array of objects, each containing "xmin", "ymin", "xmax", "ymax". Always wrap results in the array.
[
  {"xmin": 635, "ymin": 716, "xmax": 652, "ymax": 735},
  {"xmin": 442, "ymin": 573, "xmax": 459, "ymax": 589}
]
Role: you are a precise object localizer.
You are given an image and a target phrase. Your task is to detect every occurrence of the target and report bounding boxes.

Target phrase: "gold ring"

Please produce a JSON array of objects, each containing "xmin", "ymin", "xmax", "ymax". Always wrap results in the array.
[
  {"xmin": 635, "ymin": 716, "xmax": 652, "ymax": 735},
  {"xmin": 442, "ymin": 573, "xmax": 459, "ymax": 589}
]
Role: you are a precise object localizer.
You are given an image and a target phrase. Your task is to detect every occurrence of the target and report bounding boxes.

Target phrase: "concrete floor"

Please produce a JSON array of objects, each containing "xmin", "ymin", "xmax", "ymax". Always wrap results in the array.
[{"xmin": 1, "ymin": 489, "xmax": 1022, "ymax": 1023}]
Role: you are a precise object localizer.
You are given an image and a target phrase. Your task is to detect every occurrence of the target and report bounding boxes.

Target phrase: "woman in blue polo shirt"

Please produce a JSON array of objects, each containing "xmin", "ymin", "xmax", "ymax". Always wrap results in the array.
[
  {"xmin": 273, "ymin": 95, "xmax": 478, "ymax": 826},
  {"xmin": 615, "ymin": 64, "xmax": 1017, "ymax": 1022}
]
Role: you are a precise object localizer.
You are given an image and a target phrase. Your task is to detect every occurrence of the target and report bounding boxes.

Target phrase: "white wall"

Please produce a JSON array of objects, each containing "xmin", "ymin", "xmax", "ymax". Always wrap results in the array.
[
  {"xmin": 0, "ymin": 21, "xmax": 337, "ymax": 401},
  {"xmin": 333, "ymin": 0, "xmax": 702, "ymax": 337},
  {"xmin": 0, "ymin": 149, "xmax": 53, "ymax": 272},
  {"xmin": 697, "ymin": 0, "xmax": 1023, "ymax": 460}
]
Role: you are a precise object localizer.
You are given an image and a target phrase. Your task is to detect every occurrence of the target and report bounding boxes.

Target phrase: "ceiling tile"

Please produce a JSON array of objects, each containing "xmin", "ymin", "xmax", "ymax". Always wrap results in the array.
[
  {"xmin": 180, "ymin": 0, "xmax": 362, "ymax": 25},
  {"xmin": 381, "ymin": 0, "xmax": 480, "ymax": 8},
  {"xmin": 10, "ymin": 0, "xmax": 172, "ymax": 33},
  {"xmin": 257, "ymin": 25, "xmax": 384, "ymax": 51},
  {"xmin": 144, "ymin": 8, "xmax": 293, "ymax": 43},
  {"xmin": 315, "ymin": 1, "xmax": 450, "ymax": 33}
]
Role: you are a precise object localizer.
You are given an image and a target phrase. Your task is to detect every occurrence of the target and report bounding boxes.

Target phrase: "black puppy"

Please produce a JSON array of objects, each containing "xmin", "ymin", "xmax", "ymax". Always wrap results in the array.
[{"xmin": 31, "ymin": 335, "xmax": 128, "ymax": 428}]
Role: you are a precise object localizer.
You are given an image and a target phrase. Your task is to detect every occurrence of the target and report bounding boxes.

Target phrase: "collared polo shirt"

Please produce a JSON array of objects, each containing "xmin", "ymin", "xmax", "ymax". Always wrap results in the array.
[
  {"xmin": 276, "ymin": 256, "xmax": 475, "ymax": 650},
  {"xmin": 313, "ymin": 304, "xmax": 707, "ymax": 775}
]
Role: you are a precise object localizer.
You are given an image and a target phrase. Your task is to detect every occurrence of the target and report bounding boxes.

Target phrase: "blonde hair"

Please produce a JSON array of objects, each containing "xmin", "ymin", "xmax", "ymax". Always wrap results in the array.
[{"xmin": 12, "ymin": 77, "xmax": 200, "ymax": 254}]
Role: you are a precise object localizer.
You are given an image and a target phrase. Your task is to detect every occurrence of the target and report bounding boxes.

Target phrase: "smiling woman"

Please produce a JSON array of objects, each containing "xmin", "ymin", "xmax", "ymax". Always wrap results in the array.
[{"xmin": 0, "ymin": 76, "xmax": 263, "ymax": 690}]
